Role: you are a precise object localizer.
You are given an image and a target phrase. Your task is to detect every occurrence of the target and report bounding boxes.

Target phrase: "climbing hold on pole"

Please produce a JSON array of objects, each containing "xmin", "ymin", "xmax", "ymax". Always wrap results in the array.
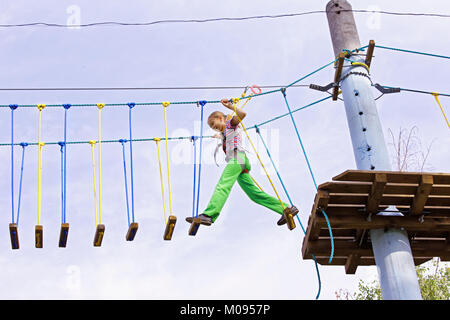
[{"xmin": 9, "ymin": 223, "xmax": 19, "ymax": 250}]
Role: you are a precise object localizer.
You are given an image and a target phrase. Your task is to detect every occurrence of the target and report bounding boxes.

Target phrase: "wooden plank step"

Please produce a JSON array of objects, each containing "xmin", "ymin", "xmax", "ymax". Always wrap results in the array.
[
  {"xmin": 318, "ymin": 182, "xmax": 450, "ymax": 196},
  {"xmin": 332, "ymin": 170, "xmax": 450, "ymax": 185}
]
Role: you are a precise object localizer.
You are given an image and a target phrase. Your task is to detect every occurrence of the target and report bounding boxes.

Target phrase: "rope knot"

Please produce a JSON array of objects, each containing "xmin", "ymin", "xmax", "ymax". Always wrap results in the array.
[
  {"xmin": 37, "ymin": 104, "xmax": 46, "ymax": 111},
  {"xmin": 162, "ymin": 101, "xmax": 170, "ymax": 108},
  {"xmin": 96, "ymin": 103, "xmax": 105, "ymax": 110}
]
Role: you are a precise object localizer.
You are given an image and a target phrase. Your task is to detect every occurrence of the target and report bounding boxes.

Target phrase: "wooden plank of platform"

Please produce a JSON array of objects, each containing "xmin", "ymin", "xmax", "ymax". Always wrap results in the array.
[
  {"xmin": 333, "ymin": 170, "xmax": 450, "ymax": 185},
  {"xmin": 302, "ymin": 169, "xmax": 450, "ymax": 273},
  {"xmin": 410, "ymin": 175, "xmax": 434, "ymax": 215}
]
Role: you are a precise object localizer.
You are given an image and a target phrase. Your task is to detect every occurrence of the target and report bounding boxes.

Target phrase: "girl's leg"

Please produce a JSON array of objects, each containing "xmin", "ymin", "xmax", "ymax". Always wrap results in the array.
[
  {"xmin": 237, "ymin": 154, "xmax": 289, "ymax": 215},
  {"xmin": 237, "ymin": 173, "xmax": 288, "ymax": 215},
  {"xmin": 202, "ymin": 157, "xmax": 243, "ymax": 222}
]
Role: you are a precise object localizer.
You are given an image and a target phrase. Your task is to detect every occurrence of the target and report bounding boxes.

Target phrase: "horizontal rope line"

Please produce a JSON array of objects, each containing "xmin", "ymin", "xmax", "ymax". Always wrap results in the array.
[
  {"xmin": 0, "ymin": 84, "xmax": 310, "ymax": 91},
  {"xmin": 0, "ymin": 95, "xmax": 333, "ymax": 147},
  {"xmin": 1, "ymin": 9, "xmax": 449, "ymax": 28}
]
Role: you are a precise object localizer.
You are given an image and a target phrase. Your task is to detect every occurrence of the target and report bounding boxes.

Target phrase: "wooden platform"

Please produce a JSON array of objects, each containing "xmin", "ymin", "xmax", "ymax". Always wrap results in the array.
[{"xmin": 301, "ymin": 170, "xmax": 450, "ymax": 274}]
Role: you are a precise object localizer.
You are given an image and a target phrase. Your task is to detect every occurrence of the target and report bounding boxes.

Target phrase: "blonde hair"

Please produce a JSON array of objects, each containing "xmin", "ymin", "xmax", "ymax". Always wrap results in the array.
[{"xmin": 207, "ymin": 111, "xmax": 226, "ymax": 128}]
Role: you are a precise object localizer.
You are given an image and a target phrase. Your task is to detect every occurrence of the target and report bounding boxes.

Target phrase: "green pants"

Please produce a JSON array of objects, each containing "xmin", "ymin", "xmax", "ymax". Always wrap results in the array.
[{"xmin": 203, "ymin": 152, "xmax": 288, "ymax": 222}]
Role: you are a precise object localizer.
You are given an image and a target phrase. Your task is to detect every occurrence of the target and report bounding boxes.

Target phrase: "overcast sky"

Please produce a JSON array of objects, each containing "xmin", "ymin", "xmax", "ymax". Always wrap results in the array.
[{"xmin": 0, "ymin": 0, "xmax": 448, "ymax": 300}]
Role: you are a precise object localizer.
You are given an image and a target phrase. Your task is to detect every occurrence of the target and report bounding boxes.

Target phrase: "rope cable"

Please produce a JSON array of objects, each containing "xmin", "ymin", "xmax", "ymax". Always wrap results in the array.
[
  {"xmin": 37, "ymin": 104, "xmax": 45, "ymax": 225},
  {"xmin": 432, "ymin": 93, "xmax": 450, "ymax": 129},
  {"xmin": 280, "ymin": 89, "xmax": 334, "ymax": 264},
  {"xmin": 120, "ymin": 139, "xmax": 131, "ymax": 226},
  {"xmin": 254, "ymin": 124, "xmax": 322, "ymax": 300},
  {"xmin": 155, "ymin": 138, "xmax": 168, "ymax": 223},
  {"xmin": 128, "ymin": 103, "xmax": 136, "ymax": 223},
  {"xmin": 162, "ymin": 102, "xmax": 174, "ymax": 217}
]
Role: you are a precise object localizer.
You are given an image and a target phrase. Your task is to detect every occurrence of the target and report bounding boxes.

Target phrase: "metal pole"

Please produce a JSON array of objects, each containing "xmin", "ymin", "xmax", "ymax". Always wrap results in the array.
[{"xmin": 326, "ymin": 0, "xmax": 422, "ymax": 300}]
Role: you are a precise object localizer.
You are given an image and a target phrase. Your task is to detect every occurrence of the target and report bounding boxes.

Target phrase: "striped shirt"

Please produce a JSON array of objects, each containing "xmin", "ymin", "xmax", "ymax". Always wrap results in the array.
[{"xmin": 222, "ymin": 116, "xmax": 244, "ymax": 161}]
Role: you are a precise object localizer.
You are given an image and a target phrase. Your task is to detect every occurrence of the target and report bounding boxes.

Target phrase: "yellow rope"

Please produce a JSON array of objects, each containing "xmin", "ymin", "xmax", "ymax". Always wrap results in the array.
[
  {"xmin": 231, "ymin": 101, "xmax": 285, "ymax": 209},
  {"xmin": 154, "ymin": 138, "xmax": 168, "ymax": 224},
  {"xmin": 162, "ymin": 102, "xmax": 173, "ymax": 217},
  {"xmin": 432, "ymin": 93, "xmax": 450, "ymax": 129},
  {"xmin": 250, "ymin": 175, "xmax": 264, "ymax": 192},
  {"xmin": 97, "ymin": 103, "xmax": 104, "ymax": 224},
  {"xmin": 37, "ymin": 104, "xmax": 45, "ymax": 225},
  {"xmin": 89, "ymin": 140, "xmax": 98, "ymax": 226}
]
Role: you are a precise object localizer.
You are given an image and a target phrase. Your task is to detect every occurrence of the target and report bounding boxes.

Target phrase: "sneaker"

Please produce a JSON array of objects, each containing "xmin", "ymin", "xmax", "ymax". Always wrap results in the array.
[
  {"xmin": 277, "ymin": 206, "xmax": 299, "ymax": 226},
  {"xmin": 186, "ymin": 214, "xmax": 213, "ymax": 226}
]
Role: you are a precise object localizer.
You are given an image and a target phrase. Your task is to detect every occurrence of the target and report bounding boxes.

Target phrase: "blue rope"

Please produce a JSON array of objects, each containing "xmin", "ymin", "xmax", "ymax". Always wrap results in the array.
[
  {"xmin": 254, "ymin": 124, "xmax": 321, "ymax": 300},
  {"xmin": 195, "ymin": 101, "xmax": 207, "ymax": 218},
  {"xmin": 376, "ymin": 45, "xmax": 450, "ymax": 60},
  {"xmin": 120, "ymin": 139, "xmax": 131, "ymax": 226},
  {"xmin": 191, "ymin": 136, "xmax": 197, "ymax": 218},
  {"xmin": 10, "ymin": 105, "xmax": 17, "ymax": 224},
  {"xmin": 58, "ymin": 142, "xmax": 65, "ymax": 223},
  {"xmin": 280, "ymin": 88, "xmax": 334, "ymax": 264},
  {"xmin": 128, "ymin": 103, "xmax": 136, "ymax": 223},
  {"xmin": 16, "ymin": 143, "xmax": 27, "ymax": 225},
  {"xmin": 63, "ymin": 104, "xmax": 70, "ymax": 223}
]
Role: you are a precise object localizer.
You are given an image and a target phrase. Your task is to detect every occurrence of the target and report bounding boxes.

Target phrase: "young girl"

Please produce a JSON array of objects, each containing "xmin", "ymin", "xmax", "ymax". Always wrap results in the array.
[{"xmin": 186, "ymin": 98, "xmax": 298, "ymax": 227}]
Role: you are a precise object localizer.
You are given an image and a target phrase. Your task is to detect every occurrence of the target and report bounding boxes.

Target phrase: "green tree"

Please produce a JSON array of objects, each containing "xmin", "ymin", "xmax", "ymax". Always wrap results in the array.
[{"xmin": 336, "ymin": 259, "xmax": 449, "ymax": 300}]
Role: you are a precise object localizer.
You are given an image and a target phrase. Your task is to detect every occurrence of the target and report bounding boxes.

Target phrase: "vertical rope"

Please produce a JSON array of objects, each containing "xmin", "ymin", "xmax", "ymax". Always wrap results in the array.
[
  {"xmin": 280, "ymin": 89, "xmax": 334, "ymax": 264},
  {"xmin": 155, "ymin": 138, "xmax": 167, "ymax": 224},
  {"xmin": 97, "ymin": 103, "xmax": 104, "ymax": 224},
  {"xmin": 16, "ymin": 143, "xmax": 27, "ymax": 226},
  {"xmin": 162, "ymin": 102, "xmax": 173, "ymax": 217},
  {"xmin": 191, "ymin": 136, "xmax": 197, "ymax": 218},
  {"xmin": 255, "ymin": 124, "xmax": 322, "ymax": 299},
  {"xmin": 195, "ymin": 101, "xmax": 207, "ymax": 218},
  {"xmin": 37, "ymin": 104, "xmax": 45, "ymax": 226},
  {"xmin": 128, "ymin": 103, "xmax": 136, "ymax": 223},
  {"xmin": 63, "ymin": 104, "xmax": 71, "ymax": 223},
  {"xmin": 10, "ymin": 105, "xmax": 17, "ymax": 224},
  {"xmin": 120, "ymin": 139, "xmax": 131, "ymax": 227},
  {"xmin": 58, "ymin": 142, "xmax": 64, "ymax": 224},
  {"xmin": 89, "ymin": 140, "xmax": 98, "ymax": 226}
]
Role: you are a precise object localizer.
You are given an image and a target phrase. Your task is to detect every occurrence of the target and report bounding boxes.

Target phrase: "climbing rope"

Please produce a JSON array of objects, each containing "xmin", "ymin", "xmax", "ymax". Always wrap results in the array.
[
  {"xmin": 62, "ymin": 104, "xmax": 70, "ymax": 223},
  {"xmin": 231, "ymin": 97, "xmax": 285, "ymax": 209},
  {"xmin": 10, "ymin": 104, "xmax": 18, "ymax": 224},
  {"xmin": 96, "ymin": 103, "xmax": 104, "ymax": 225},
  {"xmin": 254, "ymin": 124, "xmax": 322, "ymax": 300},
  {"xmin": 16, "ymin": 143, "xmax": 27, "ymax": 226},
  {"xmin": 280, "ymin": 88, "xmax": 334, "ymax": 264},
  {"xmin": 119, "ymin": 139, "xmax": 131, "ymax": 226},
  {"xmin": 162, "ymin": 102, "xmax": 174, "ymax": 219},
  {"xmin": 154, "ymin": 137, "xmax": 168, "ymax": 223},
  {"xmin": 37, "ymin": 104, "xmax": 45, "ymax": 226},
  {"xmin": 58, "ymin": 142, "xmax": 65, "ymax": 224},
  {"xmin": 432, "ymin": 93, "xmax": 450, "ymax": 129},
  {"xmin": 191, "ymin": 136, "xmax": 198, "ymax": 219},
  {"xmin": 128, "ymin": 103, "xmax": 136, "ymax": 224},
  {"xmin": 89, "ymin": 140, "xmax": 99, "ymax": 226},
  {"xmin": 194, "ymin": 101, "xmax": 207, "ymax": 218}
]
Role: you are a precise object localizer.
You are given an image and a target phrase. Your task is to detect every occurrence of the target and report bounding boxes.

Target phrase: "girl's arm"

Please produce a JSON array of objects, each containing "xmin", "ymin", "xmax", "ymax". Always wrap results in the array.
[{"xmin": 221, "ymin": 98, "xmax": 246, "ymax": 126}]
